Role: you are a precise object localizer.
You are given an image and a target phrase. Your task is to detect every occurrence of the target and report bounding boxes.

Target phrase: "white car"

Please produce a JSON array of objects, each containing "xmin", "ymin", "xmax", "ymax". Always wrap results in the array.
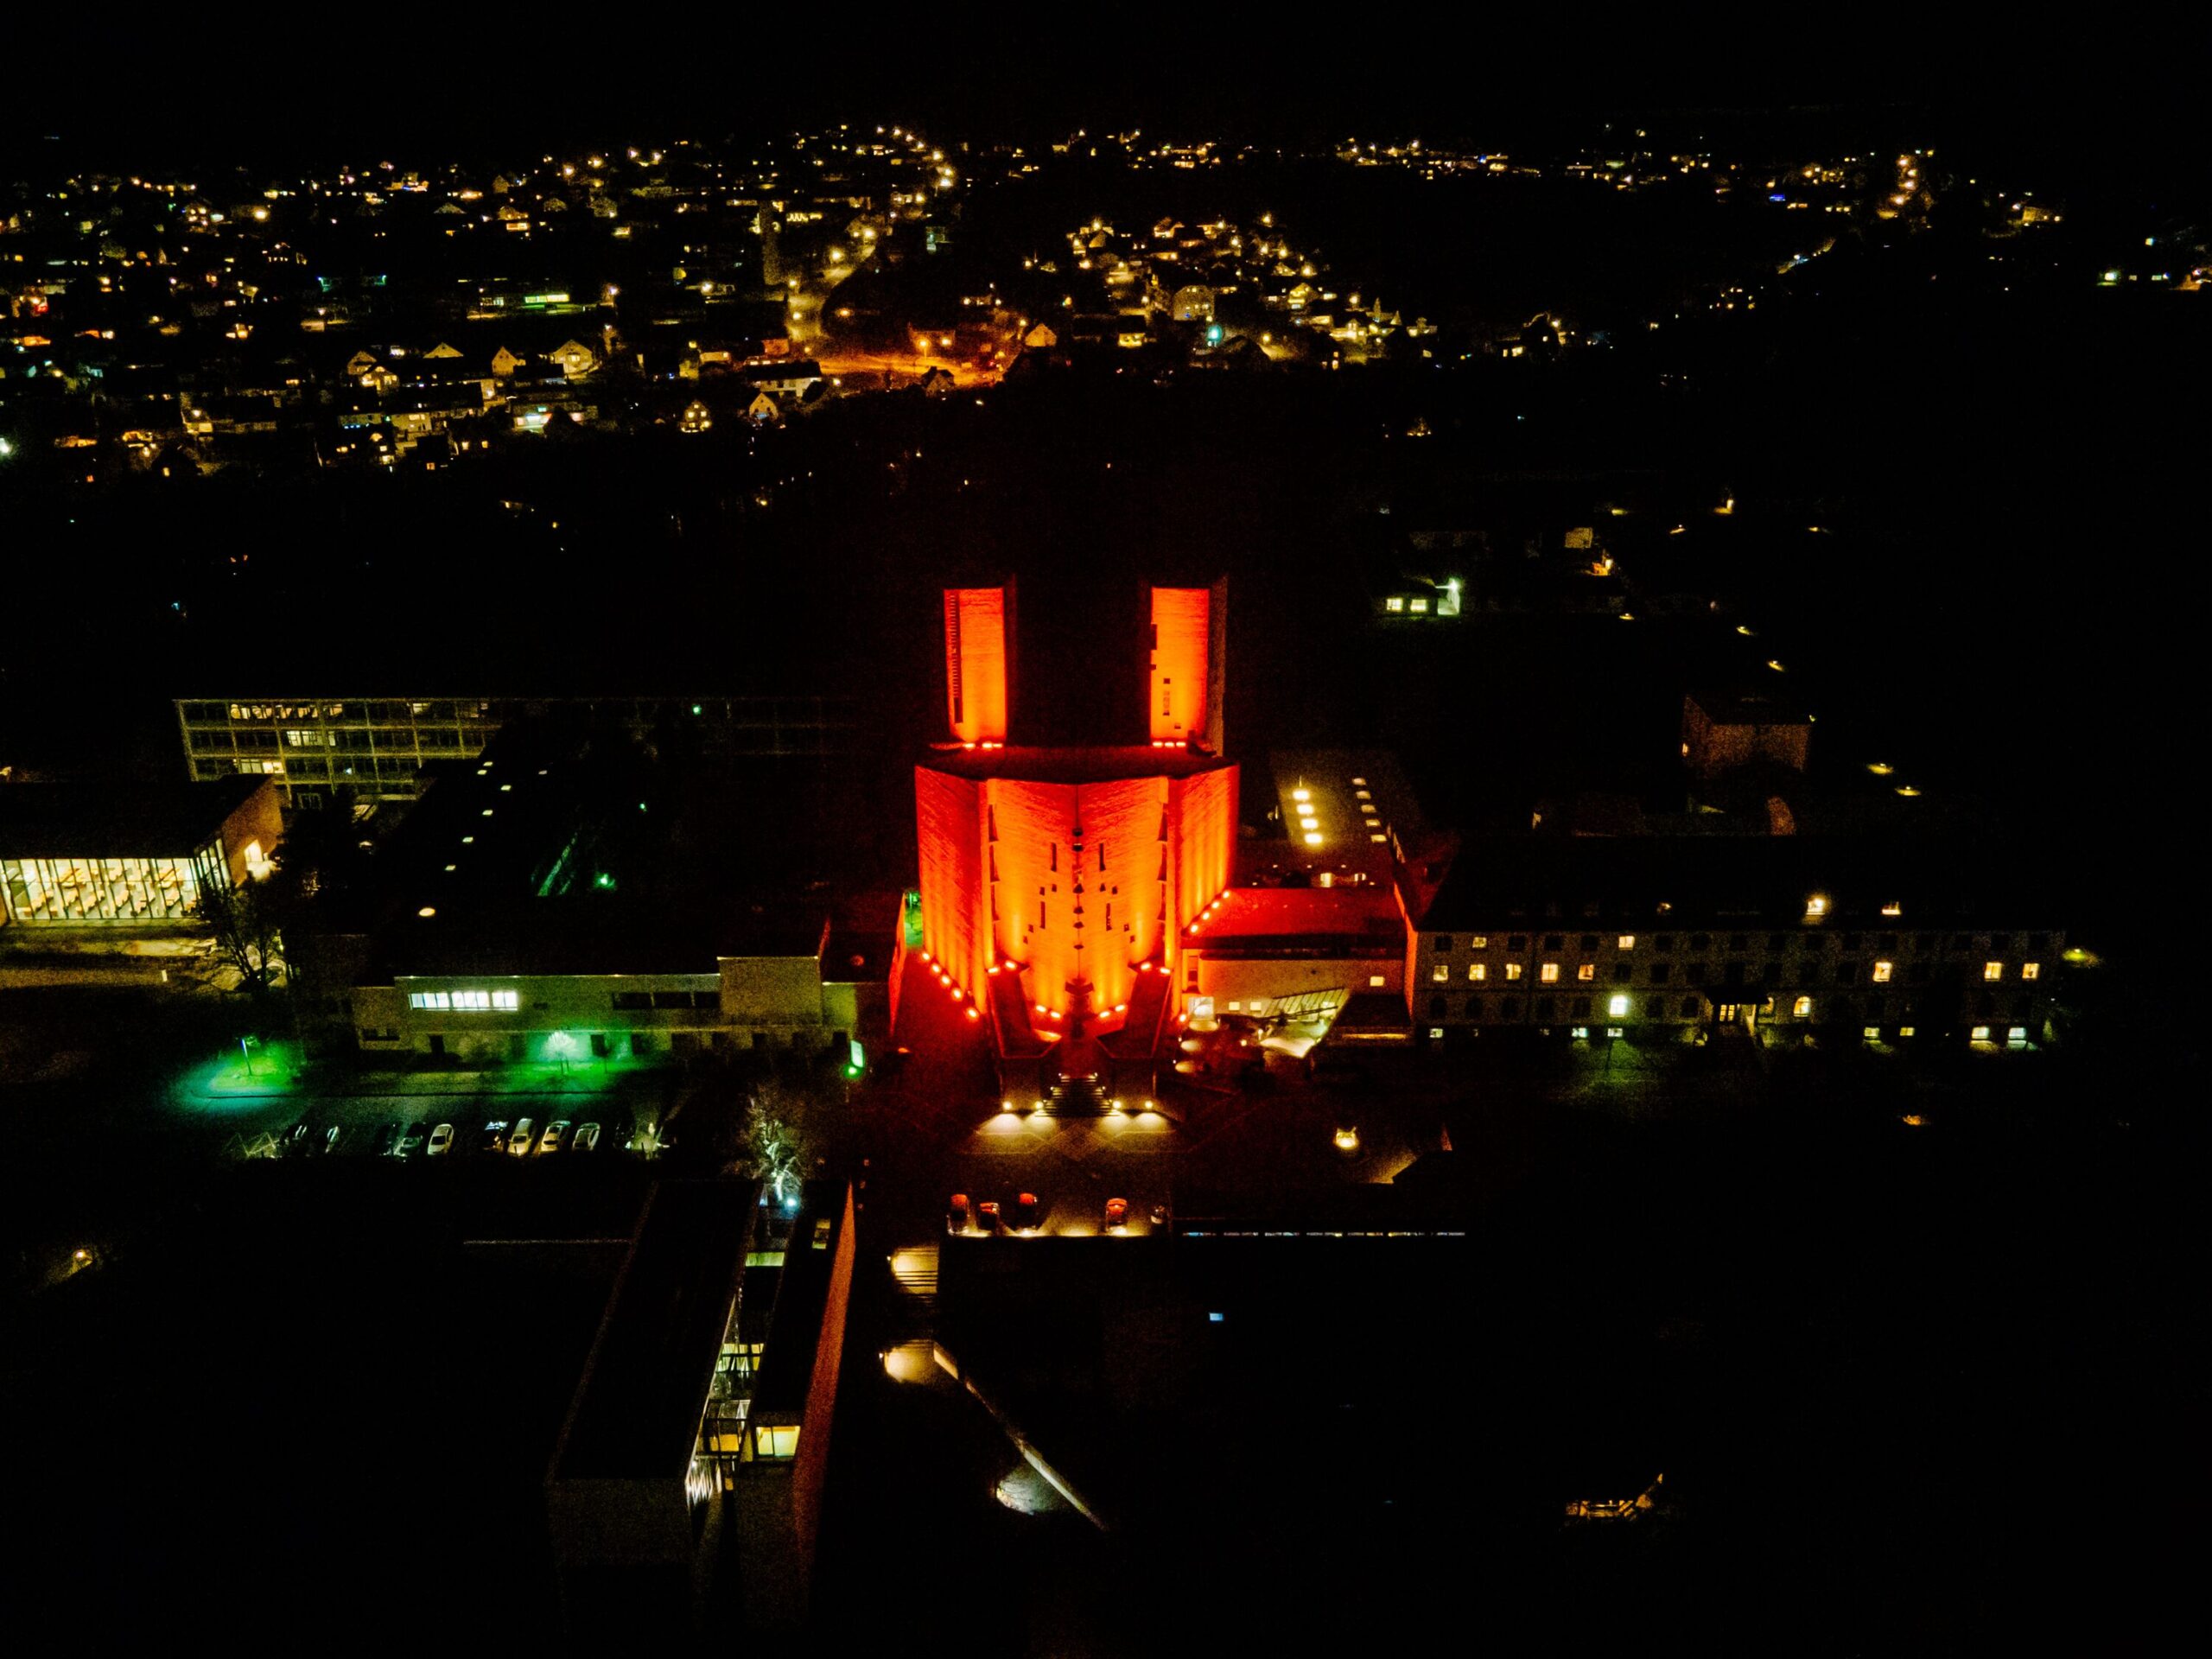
[
  {"xmin": 537, "ymin": 1121, "xmax": 570, "ymax": 1156},
  {"xmin": 508, "ymin": 1116, "xmax": 536, "ymax": 1157},
  {"xmin": 426, "ymin": 1122, "xmax": 454, "ymax": 1157},
  {"xmin": 573, "ymin": 1122, "xmax": 601, "ymax": 1154}
]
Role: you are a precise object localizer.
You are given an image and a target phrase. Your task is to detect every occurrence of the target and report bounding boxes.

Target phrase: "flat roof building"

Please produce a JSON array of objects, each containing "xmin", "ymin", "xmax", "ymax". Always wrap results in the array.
[
  {"xmin": 289, "ymin": 715, "xmax": 891, "ymax": 1063},
  {"xmin": 547, "ymin": 1179, "xmax": 855, "ymax": 1638},
  {"xmin": 0, "ymin": 776, "xmax": 281, "ymax": 927}
]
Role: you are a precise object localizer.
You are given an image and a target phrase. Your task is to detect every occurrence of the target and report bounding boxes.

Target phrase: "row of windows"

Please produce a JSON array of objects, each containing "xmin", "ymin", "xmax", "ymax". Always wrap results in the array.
[
  {"xmin": 3, "ymin": 855, "xmax": 207, "ymax": 924},
  {"xmin": 186, "ymin": 726, "xmax": 487, "ymax": 753},
  {"xmin": 1428, "ymin": 958, "xmax": 2045, "ymax": 986},
  {"xmin": 1428, "ymin": 931, "xmax": 2056, "ymax": 956},
  {"xmin": 1419, "ymin": 991, "xmax": 2044, "ymax": 1024},
  {"xmin": 407, "ymin": 989, "xmax": 520, "ymax": 1011},
  {"xmin": 611, "ymin": 990, "xmax": 721, "ymax": 1010}
]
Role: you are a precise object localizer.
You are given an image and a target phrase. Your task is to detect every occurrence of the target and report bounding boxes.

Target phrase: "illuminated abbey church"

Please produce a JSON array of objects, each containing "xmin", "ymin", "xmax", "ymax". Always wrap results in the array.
[{"xmin": 912, "ymin": 580, "xmax": 1236, "ymax": 1093}]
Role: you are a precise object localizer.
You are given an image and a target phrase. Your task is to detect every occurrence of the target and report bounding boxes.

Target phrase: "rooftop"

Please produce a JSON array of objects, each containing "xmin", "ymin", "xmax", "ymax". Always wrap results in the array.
[
  {"xmin": 551, "ymin": 1179, "xmax": 757, "ymax": 1482},
  {"xmin": 0, "ymin": 775, "xmax": 267, "ymax": 857}
]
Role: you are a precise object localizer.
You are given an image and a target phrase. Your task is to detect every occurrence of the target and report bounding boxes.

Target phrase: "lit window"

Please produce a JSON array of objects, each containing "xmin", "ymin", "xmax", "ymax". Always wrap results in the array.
[
  {"xmin": 1872, "ymin": 961, "xmax": 1893, "ymax": 982},
  {"xmin": 1899, "ymin": 1026, "xmax": 1916, "ymax": 1038},
  {"xmin": 1370, "ymin": 834, "xmax": 1387, "ymax": 842},
  {"xmin": 2021, "ymin": 962, "xmax": 2040, "ymax": 981},
  {"xmin": 1982, "ymin": 962, "xmax": 2004, "ymax": 982},
  {"xmin": 1505, "ymin": 963, "xmax": 1523, "ymax": 981},
  {"xmin": 1617, "ymin": 934, "xmax": 1636, "ymax": 950},
  {"xmin": 2006, "ymin": 1027, "xmax": 2027, "ymax": 1045},
  {"xmin": 1432, "ymin": 964, "xmax": 1449, "ymax": 982},
  {"xmin": 1386, "ymin": 597, "xmax": 1405, "ymax": 613},
  {"xmin": 1575, "ymin": 963, "xmax": 1594, "ymax": 982},
  {"xmin": 1881, "ymin": 902, "xmax": 1903, "ymax": 917},
  {"xmin": 1469, "ymin": 935, "xmax": 1487, "ymax": 949},
  {"xmin": 1793, "ymin": 995, "xmax": 1814, "ymax": 1018},
  {"xmin": 1805, "ymin": 895, "xmax": 1828, "ymax": 918},
  {"xmin": 1408, "ymin": 598, "xmax": 1428, "ymax": 613},
  {"xmin": 1971, "ymin": 1025, "xmax": 1992, "ymax": 1041},
  {"xmin": 1539, "ymin": 963, "xmax": 1559, "ymax": 983},
  {"xmin": 1862, "ymin": 1026, "xmax": 1880, "ymax": 1040},
  {"xmin": 1607, "ymin": 994, "xmax": 1630, "ymax": 1019},
  {"xmin": 1368, "ymin": 974, "xmax": 1386, "ymax": 988},
  {"xmin": 1351, "ymin": 777, "xmax": 1367, "ymax": 786},
  {"xmin": 1468, "ymin": 964, "xmax": 1485, "ymax": 982},
  {"xmin": 1226, "ymin": 1001, "xmax": 1241, "ymax": 1013},
  {"xmin": 1305, "ymin": 832, "xmax": 1323, "ymax": 846}
]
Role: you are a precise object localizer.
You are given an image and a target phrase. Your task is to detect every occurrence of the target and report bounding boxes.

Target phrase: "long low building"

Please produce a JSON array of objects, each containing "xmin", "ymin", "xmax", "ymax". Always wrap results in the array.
[
  {"xmin": 0, "ymin": 776, "xmax": 281, "ymax": 927},
  {"xmin": 286, "ymin": 710, "xmax": 890, "ymax": 1062},
  {"xmin": 344, "ymin": 908, "xmax": 887, "ymax": 1062},
  {"xmin": 1405, "ymin": 834, "xmax": 2067, "ymax": 1046}
]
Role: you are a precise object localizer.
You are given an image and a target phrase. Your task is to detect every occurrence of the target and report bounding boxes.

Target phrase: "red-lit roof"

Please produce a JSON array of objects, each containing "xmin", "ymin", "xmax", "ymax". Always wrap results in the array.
[{"xmin": 1190, "ymin": 886, "xmax": 1404, "ymax": 943}]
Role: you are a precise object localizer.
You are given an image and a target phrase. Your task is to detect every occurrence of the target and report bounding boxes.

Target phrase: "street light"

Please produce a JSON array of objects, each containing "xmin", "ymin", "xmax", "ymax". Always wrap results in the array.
[
  {"xmin": 548, "ymin": 1030, "xmax": 573, "ymax": 1079},
  {"xmin": 239, "ymin": 1033, "xmax": 261, "ymax": 1077}
]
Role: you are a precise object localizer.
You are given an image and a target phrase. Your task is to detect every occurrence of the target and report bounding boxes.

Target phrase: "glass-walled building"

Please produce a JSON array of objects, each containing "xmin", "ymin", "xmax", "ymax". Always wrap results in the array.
[
  {"xmin": 175, "ymin": 696, "xmax": 856, "ymax": 809},
  {"xmin": 0, "ymin": 777, "xmax": 283, "ymax": 927}
]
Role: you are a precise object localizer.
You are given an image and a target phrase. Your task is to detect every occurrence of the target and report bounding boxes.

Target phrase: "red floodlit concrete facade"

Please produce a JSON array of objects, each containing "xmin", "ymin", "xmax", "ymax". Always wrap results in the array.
[
  {"xmin": 914, "ymin": 582, "xmax": 1236, "ymax": 1069},
  {"xmin": 943, "ymin": 587, "xmax": 1011, "ymax": 745},
  {"xmin": 1148, "ymin": 581, "xmax": 1225, "ymax": 752}
]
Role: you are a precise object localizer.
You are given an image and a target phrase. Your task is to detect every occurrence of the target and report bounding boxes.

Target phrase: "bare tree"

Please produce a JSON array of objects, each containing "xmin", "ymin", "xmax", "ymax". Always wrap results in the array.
[
  {"xmin": 738, "ymin": 1077, "xmax": 833, "ymax": 1205},
  {"xmin": 195, "ymin": 871, "xmax": 287, "ymax": 997}
]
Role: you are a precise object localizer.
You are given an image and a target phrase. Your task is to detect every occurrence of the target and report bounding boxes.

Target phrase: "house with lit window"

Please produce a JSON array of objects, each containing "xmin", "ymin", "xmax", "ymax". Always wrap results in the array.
[{"xmin": 1, "ymin": 777, "xmax": 281, "ymax": 928}]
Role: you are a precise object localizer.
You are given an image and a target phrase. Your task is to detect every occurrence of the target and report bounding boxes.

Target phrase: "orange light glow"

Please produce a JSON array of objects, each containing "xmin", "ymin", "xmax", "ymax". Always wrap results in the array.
[
  {"xmin": 944, "ymin": 586, "xmax": 1010, "ymax": 743},
  {"xmin": 1149, "ymin": 585, "xmax": 1212, "ymax": 745}
]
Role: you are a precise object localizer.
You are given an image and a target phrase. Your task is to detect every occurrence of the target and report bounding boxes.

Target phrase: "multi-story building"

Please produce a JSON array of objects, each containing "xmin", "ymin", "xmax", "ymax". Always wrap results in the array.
[
  {"xmin": 175, "ymin": 695, "xmax": 857, "ymax": 810},
  {"xmin": 1405, "ymin": 836, "xmax": 2065, "ymax": 1046},
  {"xmin": 911, "ymin": 579, "xmax": 1236, "ymax": 1100}
]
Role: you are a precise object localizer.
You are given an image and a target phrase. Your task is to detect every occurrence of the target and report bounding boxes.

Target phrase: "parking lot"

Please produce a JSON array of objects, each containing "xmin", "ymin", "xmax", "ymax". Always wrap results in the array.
[{"xmin": 251, "ymin": 1099, "xmax": 653, "ymax": 1162}]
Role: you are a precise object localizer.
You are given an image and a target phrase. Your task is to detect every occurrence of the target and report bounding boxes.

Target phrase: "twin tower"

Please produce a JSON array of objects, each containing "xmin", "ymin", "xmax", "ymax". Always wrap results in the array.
[{"xmin": 915, "ymin": 581, "xmax": 1236, "ymax": 1057}]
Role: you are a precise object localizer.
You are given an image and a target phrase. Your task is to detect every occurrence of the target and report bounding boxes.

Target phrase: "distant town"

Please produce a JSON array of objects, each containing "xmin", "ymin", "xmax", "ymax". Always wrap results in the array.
[{"xmin": 5, "ymin": 121, "xmax": 2197, "ymax": 474}]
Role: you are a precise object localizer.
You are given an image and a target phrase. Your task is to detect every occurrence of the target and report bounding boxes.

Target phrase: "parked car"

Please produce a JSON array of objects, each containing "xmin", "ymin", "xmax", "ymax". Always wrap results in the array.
[
  {"xmin": 426, "ymin": 1122, "xmax": 454, "ymax": 1157},
  {"xmin": 283, "ymin": 1120, "xmax": 314, "ymax": 1157},
  {"xmin": 396, "ymin": 1122, "xmax": 427, "ymax": 1157},
  {"xmin": 572, "ymin": 1122, "xmax": 601, "ymax": 1154},
  {"xmin": 537, "ymin": 1121, "xmax": 570, "ymax": 1156},
  {"xmin": 321, "ymin": 1125, "xmax": 343, "ymax": 1156},
  {"xmin": 479, "ymin": 1122, "xmax": 510, "ymax": 1154},
  {"xmin": 373, "ymin": 1123, "xmax": 402, "ymax": 1157},
  {"xmin": 508, "ymin": 1117, "xmax": 536, "ymax": 1158}
]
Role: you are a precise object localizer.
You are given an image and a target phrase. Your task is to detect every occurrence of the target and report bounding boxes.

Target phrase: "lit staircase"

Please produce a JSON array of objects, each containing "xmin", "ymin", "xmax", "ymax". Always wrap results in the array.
[{"xmin": 889, "ymin": 1243, "xmax": 939, "ymax": 1318}]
